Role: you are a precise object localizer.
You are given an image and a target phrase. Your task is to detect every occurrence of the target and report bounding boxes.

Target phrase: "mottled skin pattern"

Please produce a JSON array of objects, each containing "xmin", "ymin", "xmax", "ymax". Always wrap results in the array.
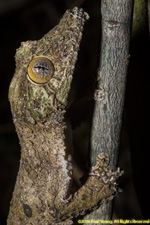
[{"xmin": 7, "ymin": 7, "xmax": 123, "ymax": 225}]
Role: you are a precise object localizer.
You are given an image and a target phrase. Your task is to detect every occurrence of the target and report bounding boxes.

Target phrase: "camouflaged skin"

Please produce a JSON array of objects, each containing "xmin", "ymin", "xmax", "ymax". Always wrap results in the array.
[{"xmin": 7, "ymin": 7, "xmax": 122, "ymax": 225}]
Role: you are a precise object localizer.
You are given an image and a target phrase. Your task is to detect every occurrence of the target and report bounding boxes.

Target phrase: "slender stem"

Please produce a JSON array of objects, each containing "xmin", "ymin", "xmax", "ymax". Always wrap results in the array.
[
  {"xmin": 126, "ymin": 0, "xmax": 149, "ymax": 219},
  {"xmin": 132, "ymin": 0, "xmax": 148, "ymax": 38},
  {"xmin": 83, "ymin": 0, "xmax": 134, "ymax": 223}
]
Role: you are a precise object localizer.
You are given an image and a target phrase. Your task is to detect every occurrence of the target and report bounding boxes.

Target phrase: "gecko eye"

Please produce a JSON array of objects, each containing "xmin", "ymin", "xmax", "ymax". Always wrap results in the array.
[{"xmin": 27, "ymin": 57, "xmax": 54, "ymax": 85}]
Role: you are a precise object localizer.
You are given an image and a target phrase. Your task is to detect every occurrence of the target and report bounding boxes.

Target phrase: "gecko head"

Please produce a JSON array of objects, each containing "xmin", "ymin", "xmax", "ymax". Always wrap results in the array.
[{"xmin": 9, "ymin": 7, "xmax": 89, "ymax": 124}]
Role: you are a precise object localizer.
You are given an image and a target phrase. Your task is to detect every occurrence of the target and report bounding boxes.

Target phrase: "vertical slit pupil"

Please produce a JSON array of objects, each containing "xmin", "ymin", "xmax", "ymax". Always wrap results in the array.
[{"xmin": 33, "ymin": 60, "xmax": 51, "ymax": 77}]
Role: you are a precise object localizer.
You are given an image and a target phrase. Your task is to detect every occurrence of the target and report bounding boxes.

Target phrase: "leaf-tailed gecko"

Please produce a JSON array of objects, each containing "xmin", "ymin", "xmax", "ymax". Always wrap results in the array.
[{"xmin": 7, "ymin": 7, "xmax": 122, "ymax": 225}]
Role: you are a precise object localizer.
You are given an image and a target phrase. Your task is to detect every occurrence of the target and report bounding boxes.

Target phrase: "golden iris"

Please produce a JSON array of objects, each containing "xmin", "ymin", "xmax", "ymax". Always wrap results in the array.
[{"xmin": 27, "ymin": 57, "xmax": 54, "ymax": 85}]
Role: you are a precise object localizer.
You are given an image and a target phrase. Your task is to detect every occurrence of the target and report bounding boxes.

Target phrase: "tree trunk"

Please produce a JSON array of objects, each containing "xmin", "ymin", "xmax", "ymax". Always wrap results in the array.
[{"xmin": 84, "ymin": 0, "xmax": 134, "ymax": 223}]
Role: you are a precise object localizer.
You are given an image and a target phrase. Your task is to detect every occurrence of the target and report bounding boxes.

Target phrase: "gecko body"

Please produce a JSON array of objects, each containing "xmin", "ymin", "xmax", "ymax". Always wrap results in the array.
[{"xmin": 8, "ymin": 7, "xmax": 122, "ymax": 225}]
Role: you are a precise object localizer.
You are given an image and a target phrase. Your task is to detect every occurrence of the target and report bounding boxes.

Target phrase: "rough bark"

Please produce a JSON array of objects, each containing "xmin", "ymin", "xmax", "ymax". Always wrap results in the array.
[{"xmin": 84, "ymin": 0, "xmax": 134, "ymax": 223}]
